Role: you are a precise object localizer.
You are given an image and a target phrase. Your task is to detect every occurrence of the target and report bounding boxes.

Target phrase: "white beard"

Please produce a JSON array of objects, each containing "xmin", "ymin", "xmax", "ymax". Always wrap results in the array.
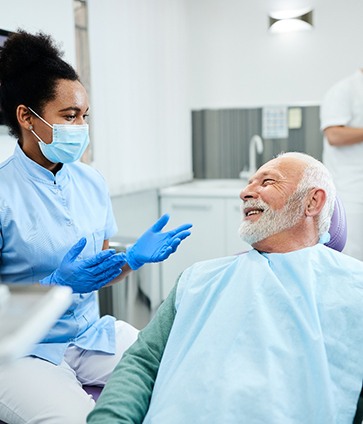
[{"xmin": 239, "ymin": 192, "xmax": 306, "ymax": 246}]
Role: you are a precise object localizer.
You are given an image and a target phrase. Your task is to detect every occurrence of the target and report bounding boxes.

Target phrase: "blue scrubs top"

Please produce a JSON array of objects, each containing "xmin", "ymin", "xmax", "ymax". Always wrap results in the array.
[{"xmin": 0, "ymin": 143, "xmax": 118, "ymax": 364}]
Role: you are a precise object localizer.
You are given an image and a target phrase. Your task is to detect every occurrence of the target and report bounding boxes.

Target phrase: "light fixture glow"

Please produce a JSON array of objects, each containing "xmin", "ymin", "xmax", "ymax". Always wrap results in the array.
[
  {"xmin": 269, "ymin": 9, "xmax": 313, "ymax": 33},
  {"xmin": 269, "ymin": 6, "xmax": 311, "ymax": 20}
]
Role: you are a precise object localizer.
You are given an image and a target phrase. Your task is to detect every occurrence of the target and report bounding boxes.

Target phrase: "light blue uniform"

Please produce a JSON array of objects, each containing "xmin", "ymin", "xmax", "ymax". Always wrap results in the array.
[
  {"xmin": 0, "ymin": 143, "xmax": 118, "ymax": 364},
  {"xmin": 144, "ymin": 245, "xmax": 363, "ymax": 423}
]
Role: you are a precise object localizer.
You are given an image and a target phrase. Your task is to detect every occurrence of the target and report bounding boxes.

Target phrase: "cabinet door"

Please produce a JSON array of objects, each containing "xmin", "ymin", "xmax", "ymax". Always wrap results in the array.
[
  {"xmin": 160, "ymin": 196, "xmax": 225, "ymax": 299},
  {"xmin": 225, "ymin": 198, "xmax": 251, "ymax": 255}
]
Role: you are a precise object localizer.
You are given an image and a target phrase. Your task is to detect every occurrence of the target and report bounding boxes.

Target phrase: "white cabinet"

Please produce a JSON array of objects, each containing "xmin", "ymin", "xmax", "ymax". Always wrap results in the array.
[
  {"xmin": 160, "ymin": 197, "xmax": 225, "ymax": 298},
  {"xmin": 159, "ymin": 179, "xmax": 251, "ymax": 299}
]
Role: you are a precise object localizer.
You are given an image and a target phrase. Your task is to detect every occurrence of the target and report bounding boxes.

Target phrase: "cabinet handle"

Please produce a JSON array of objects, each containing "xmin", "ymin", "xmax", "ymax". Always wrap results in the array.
[{"xmin": 170, "ymin": 204, "xmax": 212, "ymax": 211}]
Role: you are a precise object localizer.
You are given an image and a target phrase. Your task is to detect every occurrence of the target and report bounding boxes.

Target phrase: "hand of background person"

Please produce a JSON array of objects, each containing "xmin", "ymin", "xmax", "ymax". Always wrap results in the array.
[
  {"xmin": 123, "ymin": 214, "xmax": 192, "ymax": 270},
  {"xmin": 40, "ymin": 237, "xmax": 126, "ymax": 293}
]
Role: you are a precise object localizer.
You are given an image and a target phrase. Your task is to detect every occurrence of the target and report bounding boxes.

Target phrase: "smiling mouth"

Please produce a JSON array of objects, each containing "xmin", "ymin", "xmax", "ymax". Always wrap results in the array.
[{"xmin": 244, "ymin": 208, "xmax": 264, "ymax": 217}]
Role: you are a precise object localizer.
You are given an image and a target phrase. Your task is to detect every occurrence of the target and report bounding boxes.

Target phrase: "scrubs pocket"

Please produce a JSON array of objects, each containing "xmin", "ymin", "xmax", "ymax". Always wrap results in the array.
[{"xmin": 91, "ymin": 229, "xmax": 106, "ymax": 254}]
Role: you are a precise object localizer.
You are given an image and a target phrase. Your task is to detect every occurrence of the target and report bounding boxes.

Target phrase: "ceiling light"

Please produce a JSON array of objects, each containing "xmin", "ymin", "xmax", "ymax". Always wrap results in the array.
[{"xmin": 269, "ymin": 9, "xmax": 313, "ymax": 33}]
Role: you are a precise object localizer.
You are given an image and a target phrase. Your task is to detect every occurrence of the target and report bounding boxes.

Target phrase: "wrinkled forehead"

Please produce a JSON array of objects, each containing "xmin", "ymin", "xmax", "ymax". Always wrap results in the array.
[{"xmin": 258, "ymin": 157, "xmax": 307, "ymax": 182}]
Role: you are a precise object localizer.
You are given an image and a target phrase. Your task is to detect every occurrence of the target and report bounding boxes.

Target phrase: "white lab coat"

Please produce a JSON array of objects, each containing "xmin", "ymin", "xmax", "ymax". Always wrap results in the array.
[{"xmin": 321, "ymin": 70, "xmax": 363, "ymax": 260}]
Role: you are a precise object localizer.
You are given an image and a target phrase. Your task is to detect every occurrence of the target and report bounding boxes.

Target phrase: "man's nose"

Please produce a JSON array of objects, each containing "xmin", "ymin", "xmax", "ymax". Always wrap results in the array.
[{"xmin": 240, "ymin": 184, "xmax": 258, "ymax": 201}]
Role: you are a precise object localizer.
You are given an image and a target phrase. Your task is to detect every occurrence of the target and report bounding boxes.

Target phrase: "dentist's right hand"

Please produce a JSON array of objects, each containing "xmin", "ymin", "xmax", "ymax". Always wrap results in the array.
[{"xmin": 40, "ymin": 237, "xmax": 126, "ymax": 293}]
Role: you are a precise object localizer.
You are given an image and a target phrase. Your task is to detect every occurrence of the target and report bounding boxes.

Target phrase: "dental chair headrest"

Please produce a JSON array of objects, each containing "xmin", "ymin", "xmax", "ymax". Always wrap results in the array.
[{"xmin": 324, "ymin": 196, "xmax": 347, "ymax": 252}]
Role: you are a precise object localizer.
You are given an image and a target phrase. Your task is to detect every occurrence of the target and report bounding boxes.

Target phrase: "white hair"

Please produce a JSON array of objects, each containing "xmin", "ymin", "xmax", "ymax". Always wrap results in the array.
[{"xmin": 277, "ymin": 152, "xmax": 336, "ymax": 236}]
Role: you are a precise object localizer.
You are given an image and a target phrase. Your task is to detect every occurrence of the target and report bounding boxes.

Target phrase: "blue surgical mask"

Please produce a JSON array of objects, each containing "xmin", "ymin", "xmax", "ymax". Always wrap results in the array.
[{"xmin": 28, "ymin": 107, "xmax": 90, "ymax": 164}]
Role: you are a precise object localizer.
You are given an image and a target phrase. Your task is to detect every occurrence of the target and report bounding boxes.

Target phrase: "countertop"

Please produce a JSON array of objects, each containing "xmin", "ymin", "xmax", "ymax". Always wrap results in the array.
[{"xmin": 159, "ymin": 178, "xmax": 248, "ymax": 198}]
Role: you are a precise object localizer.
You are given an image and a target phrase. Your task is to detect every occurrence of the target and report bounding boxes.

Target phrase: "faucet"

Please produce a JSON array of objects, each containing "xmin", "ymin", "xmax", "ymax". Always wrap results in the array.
[{"xmin": 239, "ymin": 135, "xmax": 264, "ymax": 179}]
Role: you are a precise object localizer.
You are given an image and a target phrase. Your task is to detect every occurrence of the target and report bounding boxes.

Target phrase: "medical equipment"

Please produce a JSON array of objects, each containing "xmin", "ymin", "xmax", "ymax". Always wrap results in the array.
[{"xmin": 0, "ymin": 285, "xmax": 72, "ymax": 364}]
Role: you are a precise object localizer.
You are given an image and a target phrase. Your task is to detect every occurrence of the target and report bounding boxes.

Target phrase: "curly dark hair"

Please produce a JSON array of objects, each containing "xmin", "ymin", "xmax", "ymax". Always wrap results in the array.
[{"xmin": 0, "ymin": 29, "xmax": 79, "ymax": 138}]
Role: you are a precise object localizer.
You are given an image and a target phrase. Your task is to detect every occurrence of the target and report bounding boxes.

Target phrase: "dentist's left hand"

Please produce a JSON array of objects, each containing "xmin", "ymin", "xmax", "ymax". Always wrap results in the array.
[
  {"xmin": 123, "ymin": 214, "xmax": 192, "ymax": 270},
  {"xmin": 40, "ymin": 237, "xmax": 126, "ymax": 293}
]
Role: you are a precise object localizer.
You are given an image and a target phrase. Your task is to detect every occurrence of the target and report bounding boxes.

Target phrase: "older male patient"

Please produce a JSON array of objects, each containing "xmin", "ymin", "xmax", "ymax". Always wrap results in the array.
[{"xmin": 88, "ymin": 152, "xmax": 363, "ymax": 424}]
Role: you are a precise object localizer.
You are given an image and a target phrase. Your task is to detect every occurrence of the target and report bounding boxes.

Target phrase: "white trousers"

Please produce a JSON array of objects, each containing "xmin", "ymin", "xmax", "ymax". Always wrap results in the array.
[{"xmin": 0, "ymin": 320, "xmax": 138, "ymax": 424}]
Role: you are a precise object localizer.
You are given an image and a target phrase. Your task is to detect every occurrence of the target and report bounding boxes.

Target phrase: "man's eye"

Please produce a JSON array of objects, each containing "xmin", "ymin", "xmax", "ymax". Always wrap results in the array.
[{"xmin": 262, "ymin": 179, "xmax": 274, "ymax": 185}]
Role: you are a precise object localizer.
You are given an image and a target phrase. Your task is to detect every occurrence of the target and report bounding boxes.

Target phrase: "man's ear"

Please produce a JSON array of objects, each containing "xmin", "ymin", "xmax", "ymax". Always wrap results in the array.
[
  {"xmin": 16, "ymin": 105, "xmax": 33, "ymax": 131},
  {"xmin": 305, "ymin": 188, "xmax": 326, "ymax": 217}
]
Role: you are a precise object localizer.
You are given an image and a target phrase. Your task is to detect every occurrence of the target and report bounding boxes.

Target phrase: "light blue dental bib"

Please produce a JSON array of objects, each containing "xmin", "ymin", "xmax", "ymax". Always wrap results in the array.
[{"xmin": 144, "ymin": 245, "xmax": 363, "ymax": 423}]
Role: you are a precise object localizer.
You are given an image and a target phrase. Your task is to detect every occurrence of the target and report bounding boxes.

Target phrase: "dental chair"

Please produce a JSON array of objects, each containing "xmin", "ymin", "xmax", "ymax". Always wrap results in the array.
[
  {"xmin": 324, "ymin": 196, "xmax": 346, "ymax": 252},
  {"xmin": 0, "ymin": 197, "xmax": 357, "ymax": 423},
  {"xmin": 83, "ymin": 384, "xmax": 103, "ymax": 401}
]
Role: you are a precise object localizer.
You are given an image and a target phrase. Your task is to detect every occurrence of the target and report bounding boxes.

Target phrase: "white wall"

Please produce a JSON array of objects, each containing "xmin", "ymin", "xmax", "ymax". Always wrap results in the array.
[
  {"xmin": 0, "ymin": 0, "xmax": 76, "ymax": 162},
  {"xmin": 88, "ymin": 0, "xmax": 193, "ymax": 196},
  {"xmin": 1, "ymin": 0, "xmax": 363, "ymax": 173},
  {"xmin": 186, "ymin": 0, "xmax": 363, "ymax": 109}
]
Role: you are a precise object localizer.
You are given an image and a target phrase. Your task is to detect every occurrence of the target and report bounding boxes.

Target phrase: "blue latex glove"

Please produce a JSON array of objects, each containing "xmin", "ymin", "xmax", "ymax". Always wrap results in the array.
[
  {"xmin": 124, "ymin": 214, "xmax": 192, "ymax": 270},
  {"xmin": 40, "ymin": 237, "xmax": 126, "ymax": 293}
]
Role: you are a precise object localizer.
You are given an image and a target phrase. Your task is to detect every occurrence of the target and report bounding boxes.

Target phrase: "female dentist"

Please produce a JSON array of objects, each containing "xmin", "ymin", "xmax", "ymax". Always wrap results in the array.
[{"xmin": 0, "ymin": 30, "xmax": 191, "ymax": 424}]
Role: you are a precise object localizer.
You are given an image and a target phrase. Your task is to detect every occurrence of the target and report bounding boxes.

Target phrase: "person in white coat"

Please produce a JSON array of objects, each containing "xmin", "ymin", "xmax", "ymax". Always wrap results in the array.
[{"xmin": 320, "ymin": 69, "xmax": 363, "ymax": 260}]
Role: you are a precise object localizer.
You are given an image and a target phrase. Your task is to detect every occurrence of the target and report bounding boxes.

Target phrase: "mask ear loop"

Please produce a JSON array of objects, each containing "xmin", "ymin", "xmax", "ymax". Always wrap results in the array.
[
  {"xmin": 27, "ymin": 107, "xmax": 53, "ymax": 144},
  {"xmin": 27, "ymin": 106, "xmax": 53, "ymax": 129},
  {"xmin": 29, "ymin": 128, "xmax": 45, "ymax": 143}
]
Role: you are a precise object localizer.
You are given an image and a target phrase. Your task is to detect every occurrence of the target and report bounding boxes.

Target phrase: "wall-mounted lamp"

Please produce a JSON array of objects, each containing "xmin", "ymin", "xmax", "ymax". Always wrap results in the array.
[{"xmin": 269, "ymin": 9, "xmax": 313, "ymax": 33}]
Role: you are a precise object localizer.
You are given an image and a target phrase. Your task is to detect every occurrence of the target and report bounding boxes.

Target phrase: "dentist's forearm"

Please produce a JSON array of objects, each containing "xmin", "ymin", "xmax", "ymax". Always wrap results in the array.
[{"xmin": 105, "ymin": 263, "xmax": 133, "ymax": 286}]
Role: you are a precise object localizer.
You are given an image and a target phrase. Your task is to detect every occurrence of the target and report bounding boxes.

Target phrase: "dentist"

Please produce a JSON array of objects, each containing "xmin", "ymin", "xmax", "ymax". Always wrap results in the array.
[{"xmin": 0, "ymin": 30, "xmax": 191, "ymax": 424}]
